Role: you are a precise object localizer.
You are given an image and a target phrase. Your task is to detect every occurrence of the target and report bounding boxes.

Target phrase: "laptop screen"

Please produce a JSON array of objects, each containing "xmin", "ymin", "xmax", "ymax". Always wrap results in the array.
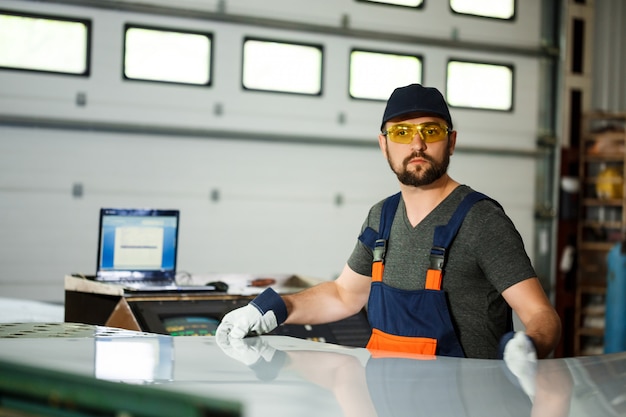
[{"xmin": 96, "ymin": 208, "xmax": 179, "ymax": 281}]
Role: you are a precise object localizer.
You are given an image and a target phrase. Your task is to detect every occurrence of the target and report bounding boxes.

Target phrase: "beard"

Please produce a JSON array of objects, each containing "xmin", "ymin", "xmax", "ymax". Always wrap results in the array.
[{"xmin": 388, "ymin": 147, "xmax": 451, "ymax": 187}]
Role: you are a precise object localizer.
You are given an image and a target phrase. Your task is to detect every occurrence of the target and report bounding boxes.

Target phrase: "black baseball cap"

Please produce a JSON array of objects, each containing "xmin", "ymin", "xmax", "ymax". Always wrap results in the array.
[{"xmin": 380, "ymin": 84, "xmax": 453, "ymax": 131}]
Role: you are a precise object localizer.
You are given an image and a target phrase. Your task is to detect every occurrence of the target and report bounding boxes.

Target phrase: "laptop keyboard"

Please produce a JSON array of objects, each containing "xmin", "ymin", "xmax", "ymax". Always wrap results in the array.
[{"xmin": 119, "ymin": 279, "xmax": 177, "ymax": 289}]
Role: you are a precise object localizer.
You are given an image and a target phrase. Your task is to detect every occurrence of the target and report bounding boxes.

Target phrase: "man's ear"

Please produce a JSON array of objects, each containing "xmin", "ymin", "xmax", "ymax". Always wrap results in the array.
[
  {"xmin": 448, "ymin": 130, "xmax": 457, "ymax": 155},
  {"xmin": 378, "ymin": 134, "xmax": 388, "ymax": 157}
]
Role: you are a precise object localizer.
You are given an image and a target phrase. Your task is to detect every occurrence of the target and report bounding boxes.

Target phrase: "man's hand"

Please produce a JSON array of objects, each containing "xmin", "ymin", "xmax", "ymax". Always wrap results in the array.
[
  {"xmin": 499, "ymin": 331, "xmax": 538, "ymax": 399},
  {"xmin": 216, "ymin": 288, "xmax": 288, "ymax": 339}
]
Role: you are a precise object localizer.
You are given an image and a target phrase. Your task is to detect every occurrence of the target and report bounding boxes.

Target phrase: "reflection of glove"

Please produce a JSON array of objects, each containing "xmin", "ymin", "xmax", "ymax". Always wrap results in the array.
[
  {"xmin": 216, "ymin": 336, "xmax": 287, "ymax": 380},
  {"xmin": 499, "ymin": 331, "xmax": 537, "ymax": 399},
  {"xmin": 215, "ymin": 288, "xmax": 288, "ymax": 339}
]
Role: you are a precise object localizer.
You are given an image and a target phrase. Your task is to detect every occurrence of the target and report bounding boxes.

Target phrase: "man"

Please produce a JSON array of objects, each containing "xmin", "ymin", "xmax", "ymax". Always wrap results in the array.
[{"xmin": 216, "ymin": 83, "xmax": 561, "ymax": 360}]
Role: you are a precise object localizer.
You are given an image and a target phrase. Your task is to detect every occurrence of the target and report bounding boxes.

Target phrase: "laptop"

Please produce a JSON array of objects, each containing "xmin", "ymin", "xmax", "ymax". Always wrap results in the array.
[{"xmin": 95, "ymin": 208, "xmax": 219, "ymax": 292}]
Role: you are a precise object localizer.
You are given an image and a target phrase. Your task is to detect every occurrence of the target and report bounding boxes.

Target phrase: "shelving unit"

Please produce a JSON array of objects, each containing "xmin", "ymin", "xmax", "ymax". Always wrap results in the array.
[{"xmin": 574, "ymin": 111, "xmax": 626, "ymax": 356}]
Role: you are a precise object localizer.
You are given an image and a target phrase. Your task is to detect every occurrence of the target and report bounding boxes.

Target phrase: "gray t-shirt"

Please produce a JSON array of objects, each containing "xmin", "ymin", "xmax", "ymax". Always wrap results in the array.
[{"xmin": 347, "ymin": 185, "xmax": 536, "ymax": 359}]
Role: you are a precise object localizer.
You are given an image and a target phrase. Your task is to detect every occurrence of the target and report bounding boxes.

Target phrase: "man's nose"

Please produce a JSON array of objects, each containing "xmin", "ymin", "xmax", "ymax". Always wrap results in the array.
[{"xmin": 409, "ymin": 132, "xmax": 426, "ymax": 150}]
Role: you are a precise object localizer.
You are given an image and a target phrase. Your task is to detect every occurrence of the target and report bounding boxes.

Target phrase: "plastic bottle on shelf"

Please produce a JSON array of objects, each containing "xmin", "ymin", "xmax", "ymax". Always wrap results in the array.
[{"xmin": 605, "ymin": 241, "xmax": 626, "ymax": 353}]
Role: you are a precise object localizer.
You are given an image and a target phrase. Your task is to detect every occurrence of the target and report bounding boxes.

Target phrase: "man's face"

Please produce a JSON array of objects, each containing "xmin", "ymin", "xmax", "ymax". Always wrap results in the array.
[{"xmin": 379, "ymin": 116, "xmax": 456, "ymax": 188}]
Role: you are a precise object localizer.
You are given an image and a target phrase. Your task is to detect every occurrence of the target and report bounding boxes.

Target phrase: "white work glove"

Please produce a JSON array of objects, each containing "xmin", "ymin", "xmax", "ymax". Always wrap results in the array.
[
  {"xmin": 499, "ymin": 331, "xmax": 538, "ymax": 400},
  {"xmin": 216, "ymin": 335, "xmax": 287, "ymax": 380},
  {"xmin": 216, "ymin": 288, "xmax": 288, "ymax": 339}
]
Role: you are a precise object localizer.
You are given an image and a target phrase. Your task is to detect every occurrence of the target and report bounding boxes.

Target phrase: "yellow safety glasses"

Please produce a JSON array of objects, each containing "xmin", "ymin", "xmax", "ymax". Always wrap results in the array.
[{"xmin": 382, "ymin": 122, "xmax": 450, "ymax": 144}]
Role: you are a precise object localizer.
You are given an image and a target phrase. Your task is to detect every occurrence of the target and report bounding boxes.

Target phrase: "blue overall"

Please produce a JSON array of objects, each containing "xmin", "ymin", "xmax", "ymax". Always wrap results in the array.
[{"xmin": 359, "ymin": 191, "xmax": 503, "ymax": 357}]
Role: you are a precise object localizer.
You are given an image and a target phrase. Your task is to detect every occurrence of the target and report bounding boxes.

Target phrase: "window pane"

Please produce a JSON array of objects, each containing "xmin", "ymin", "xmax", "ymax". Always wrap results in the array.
[
  {"xmin": 358, "ymin": 0, "xmax": 423, "ymax": 7},
  {"xmin": 0, "ymin": 11, "xmax": 89, "ymax": 75},
  {"xmin": 450, "ymin": 0, "xmax": 515, "ymax": 20},
  {"xmin": 124, "ymin": 26, "xmax": 212, "ymax": 85},
  {"xmin": 350, "ymin": 50, "xmax": 422, "ymax": 100},
  {"xmin": 446, "ymin": 60, "xmax": 513, "ymax": 110},
  {"xmin": 242, "ymin": 39, "xmax": 322, "ymax": 95}
]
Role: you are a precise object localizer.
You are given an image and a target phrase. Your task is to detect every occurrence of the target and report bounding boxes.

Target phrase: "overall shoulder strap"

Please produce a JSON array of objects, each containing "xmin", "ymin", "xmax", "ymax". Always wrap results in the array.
[
  {"xmin": 379, "ymin": 192, "xmax": 402, "ymax": 241},
  {"xmin": 432, "ymin": 191, "xmax": 497, "ymax": 250},
  {"xmin": 358, "ymin": 193, "xmax": 401, "ymax": 283},
  {"xmin": 358, "ymin": 192, "xmax": 401, "ymax": 250},
  {"xmin": 426, "ymin": 191, "xmax": 500, "ymax": 289}
]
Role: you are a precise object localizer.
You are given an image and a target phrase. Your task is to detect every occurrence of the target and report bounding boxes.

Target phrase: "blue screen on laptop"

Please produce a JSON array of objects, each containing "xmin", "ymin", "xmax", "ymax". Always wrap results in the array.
[{"xmin": 98, "ymin": 209, "xmax": 178, "ymax": 277}]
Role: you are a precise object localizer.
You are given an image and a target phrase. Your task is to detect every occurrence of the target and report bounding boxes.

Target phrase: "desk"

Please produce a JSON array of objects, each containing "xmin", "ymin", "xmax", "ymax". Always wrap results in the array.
[
  {"xmin": 64, "ymin": 275, "xmax": 372, "ymax": 346},
  {"xmin": 64, "ymin": 275, "xmax": 256, "ymax": 333}
]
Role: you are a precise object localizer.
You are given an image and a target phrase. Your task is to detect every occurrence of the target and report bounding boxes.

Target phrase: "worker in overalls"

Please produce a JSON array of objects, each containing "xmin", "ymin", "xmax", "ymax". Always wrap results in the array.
[{"xmin": 216, "ymin": 83, "xmax": 561, "ymax": 361}]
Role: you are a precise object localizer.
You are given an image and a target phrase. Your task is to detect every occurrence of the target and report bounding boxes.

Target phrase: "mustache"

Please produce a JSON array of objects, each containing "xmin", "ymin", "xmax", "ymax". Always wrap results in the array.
[{"xmin": 403, "ymin": 151, "xmax": 434, "ymax": 165}]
